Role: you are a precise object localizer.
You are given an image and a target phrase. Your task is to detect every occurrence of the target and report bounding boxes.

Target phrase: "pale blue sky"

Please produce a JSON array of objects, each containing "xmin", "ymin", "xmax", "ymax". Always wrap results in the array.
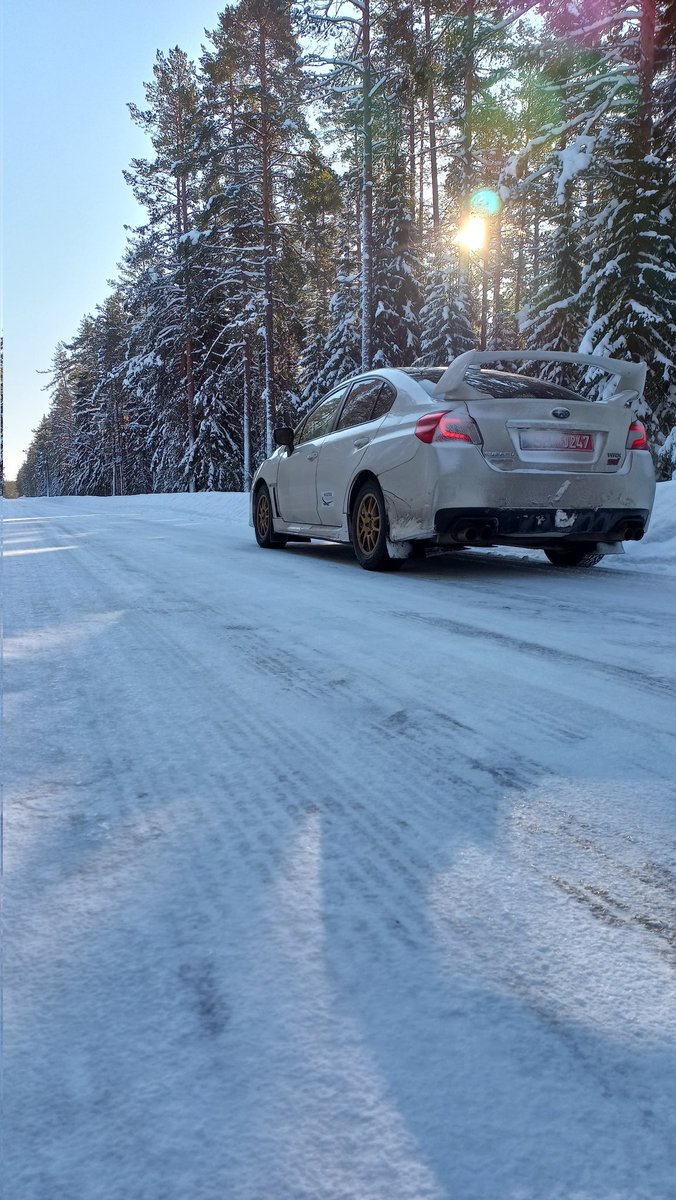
[{"xmin": 3, "ymin": 0, "xmax": 225, "ymax": 478}]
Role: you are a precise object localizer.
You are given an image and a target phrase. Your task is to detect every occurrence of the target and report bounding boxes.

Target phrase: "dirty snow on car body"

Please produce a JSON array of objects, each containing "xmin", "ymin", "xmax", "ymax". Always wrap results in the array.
[{"xmin": 3, "ymin": 485, "xmax": 676, "ymax": 1200}]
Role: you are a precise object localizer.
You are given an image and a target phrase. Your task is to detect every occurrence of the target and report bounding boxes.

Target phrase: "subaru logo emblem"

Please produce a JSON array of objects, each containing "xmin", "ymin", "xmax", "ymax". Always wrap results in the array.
[{"xmin": 552, "ymin": 407, "xmax": 570, "ymax": 419}]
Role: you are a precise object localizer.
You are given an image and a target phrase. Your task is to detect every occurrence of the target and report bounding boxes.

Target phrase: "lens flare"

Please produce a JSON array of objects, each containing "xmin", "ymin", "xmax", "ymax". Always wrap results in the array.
[
  {"xmin": 455, "ymin": 215, "xmax": 487, "ymax": 253},
  {"xmin": 470, "ymin": 188, "xmax": 501, "ymax": 217}
]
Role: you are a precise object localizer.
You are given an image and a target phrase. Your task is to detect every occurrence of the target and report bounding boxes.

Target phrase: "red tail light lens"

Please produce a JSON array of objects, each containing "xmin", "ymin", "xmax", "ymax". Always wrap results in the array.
[
  {"xmin": 415, "ymin": 412, "xmax": 447, "ymax": 443},
  {"xmin": 626, "ymin": 421, "xmax": 649, "ymax": 450},
  {"xmin": 437, "ymin": 415, "xmax": 483, "ymax": 445},
  {"xmin": 415, "ymin": 411, "xmax": 482, "ymax": 445}
]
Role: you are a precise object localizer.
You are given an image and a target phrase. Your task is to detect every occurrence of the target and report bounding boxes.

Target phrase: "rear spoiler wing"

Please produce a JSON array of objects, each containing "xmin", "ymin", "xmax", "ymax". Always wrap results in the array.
[{"xmin": 432, "ymin": 350, "xmax": 647, "ymax": 400}]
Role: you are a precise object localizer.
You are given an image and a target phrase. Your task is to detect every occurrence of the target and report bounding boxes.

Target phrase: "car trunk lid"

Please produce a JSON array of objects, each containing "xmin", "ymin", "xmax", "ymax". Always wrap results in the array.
[{"xmin": 459, "ymin": 394, "xmax": 634, "ymax": 473}]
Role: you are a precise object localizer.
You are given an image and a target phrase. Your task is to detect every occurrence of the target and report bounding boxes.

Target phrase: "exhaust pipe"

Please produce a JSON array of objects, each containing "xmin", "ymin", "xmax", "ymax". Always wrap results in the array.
[
  {"xmin": 452, "ymin": 519, "xmax": 497, "ymax": 546},
  {"xmin": 621, "ymin": 524, "xmax": 645, "ymax": 541}
]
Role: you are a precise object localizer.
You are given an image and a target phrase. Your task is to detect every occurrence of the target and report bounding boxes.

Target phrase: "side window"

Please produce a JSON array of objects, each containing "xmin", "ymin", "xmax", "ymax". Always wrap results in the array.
[
  {"xmin": 293, "ymin": 414, "xmax": 308, "ymax": 442},
  {"xmin": 298, "ymin": 386, "xmax": 349, "ymax": 444},
  {"xmin": 371, "ymin": 382, "xmax": 396, "ymax": 420},
  {"xmin": 336, "ymin": 380, "xmax": 384, "ymax": 432}
]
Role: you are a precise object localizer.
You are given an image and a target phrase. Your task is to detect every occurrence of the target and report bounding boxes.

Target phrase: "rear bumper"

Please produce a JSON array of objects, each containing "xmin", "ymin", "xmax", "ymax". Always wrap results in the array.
[{"xmin": 434, "ymin": 507, "xmax": 650, "ymax": 544}]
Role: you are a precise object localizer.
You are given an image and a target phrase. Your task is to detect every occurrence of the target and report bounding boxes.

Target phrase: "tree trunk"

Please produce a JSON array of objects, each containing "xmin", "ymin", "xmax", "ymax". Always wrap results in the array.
[
  {"xmin": 360, "ymin": 0, "xmax": 374, "ymax": 371},
  {"xmin": 243, "ymin": 341, "xmax": 251, "ymax": 491},
  {"xmin": 492, "ymin": 211, "xmax": 502, "ymax": 336},
  {"xmin": 515, "ymin": 196, "xmax": 525, "ymax": 315},
  {"xmin": 259, "ymin": 21, "xmax": 276, "ymax": 455},
  {"xmin": 459, "ymin": 0, "xmax": 475, "ymax": 288},
  {"xmin": 179, "ymin": 173, "xmax": 197, "ymax": 491},
  {"xmin": 480, "ymin": 254, "xmax": 489, "ymax": 350},
  {"xmin": 638, "ymin": 0, "xmax": 656, "ymax": 159},
  {"xmin": 418, "ymin": 104, "xmax": 426, "ymax": 237},
  {"xmin": 229, "ymin": 79, "xmax": 240, "ymax": 178},
  {"xmin": 231, "ymin": 73, "xmax": 253, "ymax": 483},
  {"xmin": 408, "ymin": 96, "xmax": 416, "ymax": 219},
  {"xmin": 423, "ymin": 0, "xmax": 439, "ymax": 238}
]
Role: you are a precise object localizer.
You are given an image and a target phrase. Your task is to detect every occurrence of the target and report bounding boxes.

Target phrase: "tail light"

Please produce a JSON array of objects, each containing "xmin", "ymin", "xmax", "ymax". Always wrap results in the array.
[
  {"xmin": 415, "ymin": 411, "xmax": 482, "ymax": 446},
  {"xmin": 626, "ymin": 420, "xmax": 649, "ymax": 450}
]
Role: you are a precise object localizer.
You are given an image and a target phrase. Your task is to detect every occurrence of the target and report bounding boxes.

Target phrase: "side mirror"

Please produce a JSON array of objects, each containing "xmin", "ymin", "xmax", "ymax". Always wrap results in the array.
[{"xmin": 273, "ymin": 426, "xmax": 294, "ymax": 452}]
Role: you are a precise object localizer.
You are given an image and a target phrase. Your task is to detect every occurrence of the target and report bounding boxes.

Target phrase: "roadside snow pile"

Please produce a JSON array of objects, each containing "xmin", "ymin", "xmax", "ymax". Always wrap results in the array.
[
  {"xmin": 611, "ymin": 479, "xmax": 676, "ymax": 572},
  {"xmin": 120, "ymin": 490, "xmax": 252, "ymax": 523},
  {"xmin": 27, "ymin": 490, "xmax": 252, "ymax": 524}
]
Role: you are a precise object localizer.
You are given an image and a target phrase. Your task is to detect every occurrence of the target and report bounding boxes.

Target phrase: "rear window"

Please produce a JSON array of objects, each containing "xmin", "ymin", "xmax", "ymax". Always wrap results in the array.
[
  {"xmin": 462, "ymin": 369, "xmax": 588, "ymax": 402},
  {"xmin": 407, "ymin": 367, "xmax": 588, "ymax": 404}
]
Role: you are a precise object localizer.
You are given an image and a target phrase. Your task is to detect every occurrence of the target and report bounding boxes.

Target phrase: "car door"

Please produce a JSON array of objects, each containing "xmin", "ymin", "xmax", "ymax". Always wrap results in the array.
[
  {"xmin": 275, "ymin": 387, "xmax": 349, "ymax": 524},
  {"xmin": 315, "ymin": 380, "xmax": 396, "ymax": 526}
]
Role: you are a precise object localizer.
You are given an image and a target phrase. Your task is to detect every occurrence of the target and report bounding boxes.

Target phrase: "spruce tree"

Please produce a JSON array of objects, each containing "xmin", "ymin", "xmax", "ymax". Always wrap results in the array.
[
  {"xmin": 310, "ymin": 261, "xmax": 361, "ymax": 400},
  {"xmin": 372, "ymin": 174, "xmax": 422, "ymax": 367},
  {"xmin": 523, "ymin": 183, "xmax": 585, "ymax": 386},
  {"xmin": 578, "ymin": 133, "xmax": 676, "ymax": 426},
  {"xmin": 418, "ymin": 263, "xmax": 476, "ymax": 365}
]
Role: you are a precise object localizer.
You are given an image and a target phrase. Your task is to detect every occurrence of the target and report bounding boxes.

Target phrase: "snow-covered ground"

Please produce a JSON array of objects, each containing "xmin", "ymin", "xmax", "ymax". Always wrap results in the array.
[{"xmin": 3, "ymin": 483, "xmax": 676, "ymax": 1200}]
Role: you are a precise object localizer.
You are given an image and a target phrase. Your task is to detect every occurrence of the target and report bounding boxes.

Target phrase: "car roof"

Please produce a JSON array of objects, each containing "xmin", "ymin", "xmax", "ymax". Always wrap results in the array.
[{"xmin": 343, "ymin": 367, "xmax": 436, "ymax": 395}]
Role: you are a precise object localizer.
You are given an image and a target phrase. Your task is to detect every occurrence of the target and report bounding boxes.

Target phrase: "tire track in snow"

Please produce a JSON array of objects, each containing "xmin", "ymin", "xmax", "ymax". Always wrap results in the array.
[{"xmin": 393, "ymin": 609, "xmax": 676, "ymax": 699}]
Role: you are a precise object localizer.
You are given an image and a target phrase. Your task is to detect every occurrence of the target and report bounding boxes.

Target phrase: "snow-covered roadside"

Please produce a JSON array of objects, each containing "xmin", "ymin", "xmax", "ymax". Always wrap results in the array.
[
  {"xmin": 10, "ymin": 478, "xmax": 675, "ymax": 570},
  {"xmin": 613, "ymin": 478, "xmax": 676, "ymax": 570}
]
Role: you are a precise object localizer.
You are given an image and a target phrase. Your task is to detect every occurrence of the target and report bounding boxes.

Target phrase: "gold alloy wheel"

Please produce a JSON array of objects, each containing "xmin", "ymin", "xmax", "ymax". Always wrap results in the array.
[
  {"xmin": 356, "ymin": 493, "xmax": 380, "ymax": 555},
  {"xmin": 257, "ymin": 491, "xmax": 270, "ymax": 538}
]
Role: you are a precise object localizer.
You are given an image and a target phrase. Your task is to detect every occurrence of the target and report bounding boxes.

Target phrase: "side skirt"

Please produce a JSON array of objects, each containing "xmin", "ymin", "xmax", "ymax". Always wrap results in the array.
[{"xmin": 273, "ymin": 518, "xmax": 350, "ymax": 544}]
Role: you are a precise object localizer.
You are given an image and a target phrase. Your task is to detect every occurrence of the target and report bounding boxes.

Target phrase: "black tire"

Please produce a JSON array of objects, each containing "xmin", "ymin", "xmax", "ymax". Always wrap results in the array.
[
  {"xmin": 351, "ymin": 481, "xmax": 402, "ymax": 571},
  {"xmin": 254, "ymin": 483, "xmax": 287, "ymax": 549},
  {"xmin": 544, "ymin": 543, "xmax": 605, "ymax": 568}
]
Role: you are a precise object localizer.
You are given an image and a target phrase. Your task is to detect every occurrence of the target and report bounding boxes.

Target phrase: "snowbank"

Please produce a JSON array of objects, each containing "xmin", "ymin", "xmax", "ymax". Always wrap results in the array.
[{"xmin": 611, "ymin": 479, "xmax": 676, "ymax": 572}]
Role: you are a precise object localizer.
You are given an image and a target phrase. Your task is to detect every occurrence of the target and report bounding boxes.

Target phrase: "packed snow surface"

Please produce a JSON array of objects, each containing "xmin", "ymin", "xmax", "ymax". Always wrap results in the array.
[{"xmin": 3, "ymin": 484, "xmax": 676, "ymax": 1200}]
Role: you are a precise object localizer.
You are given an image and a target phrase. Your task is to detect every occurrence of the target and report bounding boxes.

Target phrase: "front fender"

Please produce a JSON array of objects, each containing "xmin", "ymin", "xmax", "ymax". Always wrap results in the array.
[{"xmin": 249, "ymin": 454, "xmax": 283, "ymax": 525}]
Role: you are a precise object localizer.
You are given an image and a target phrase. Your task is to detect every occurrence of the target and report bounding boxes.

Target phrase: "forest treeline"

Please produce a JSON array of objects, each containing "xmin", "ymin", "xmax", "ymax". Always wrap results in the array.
[{"xmin": 16, "ymin": 0, "xmax": 676, "ymax": 496}]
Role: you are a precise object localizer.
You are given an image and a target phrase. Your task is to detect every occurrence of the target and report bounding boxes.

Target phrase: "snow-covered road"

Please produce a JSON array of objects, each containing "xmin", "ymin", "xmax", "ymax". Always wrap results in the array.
[{"xmin": 4, "ymin": 490, "xmax": 676, "ymax": 1200}]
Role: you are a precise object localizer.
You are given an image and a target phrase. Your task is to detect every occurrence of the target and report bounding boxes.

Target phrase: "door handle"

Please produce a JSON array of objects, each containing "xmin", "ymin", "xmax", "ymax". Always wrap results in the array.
[
  {"xmin": 353, "ymin": 437, "xmax": 370, "ymax": 449},
  {"xmin": 306, "ymin": 450, "xmax": 319, "ymax": 461}
]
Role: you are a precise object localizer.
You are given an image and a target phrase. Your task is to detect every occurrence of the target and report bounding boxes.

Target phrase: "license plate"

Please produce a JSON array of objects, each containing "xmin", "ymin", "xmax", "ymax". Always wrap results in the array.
[{"xmin": 520, "ymin": 430, "xmax": 594, "ymax": 452}]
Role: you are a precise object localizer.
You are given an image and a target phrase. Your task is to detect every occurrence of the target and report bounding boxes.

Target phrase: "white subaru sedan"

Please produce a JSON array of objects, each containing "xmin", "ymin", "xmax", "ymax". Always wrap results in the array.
[{"xmin": 251, "ymin": 350, "xmax": 656, "ymax": 571}]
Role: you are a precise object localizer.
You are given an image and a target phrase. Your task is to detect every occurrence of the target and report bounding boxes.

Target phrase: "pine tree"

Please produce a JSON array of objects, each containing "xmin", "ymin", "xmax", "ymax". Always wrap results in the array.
[
  {"xmin": 125, "ymin": 48, "xmax": 207, "ymax": 490},
  {"xmin": 203, "ymin": 0, "xmax": 307, "ymax": 459}
]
